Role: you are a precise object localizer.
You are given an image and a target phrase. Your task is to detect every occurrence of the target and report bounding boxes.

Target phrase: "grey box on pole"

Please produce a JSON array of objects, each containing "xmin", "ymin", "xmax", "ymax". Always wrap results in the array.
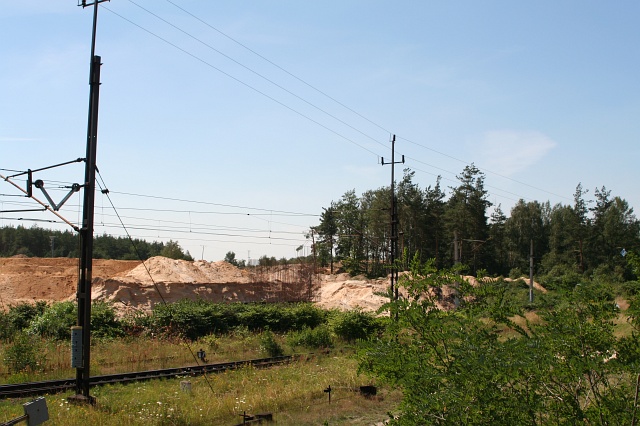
[
  {"xmin": 71, "ymin": 326, "xmax": 83, "ymax": 368},
  {"xmin": 24, "ymin": 397, "xmax": 49, "ymax": 426}
]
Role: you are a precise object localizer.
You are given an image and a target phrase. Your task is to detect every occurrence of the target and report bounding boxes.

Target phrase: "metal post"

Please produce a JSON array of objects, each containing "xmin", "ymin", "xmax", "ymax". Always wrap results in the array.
[
  {"xmin": 381, "ymin": 136, "xmax": 404, "ymax": 299},
  {"xmin": 70, "ymin": 0, "xmax": 108, "ymax": 404},
  {"xmin": 529, "ymin": 239, "xmax": 534, "ymax": 304},
  {"xmin": 381, "ymin": 135, "xmax": 404, "ymax": 321}
]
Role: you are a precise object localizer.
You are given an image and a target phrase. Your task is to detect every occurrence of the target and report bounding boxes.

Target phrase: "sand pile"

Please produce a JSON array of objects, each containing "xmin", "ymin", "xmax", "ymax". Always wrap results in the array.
[
  {"xmin": 1, "ymin": 257, "xmax": 547, "ymax": 314},
  {"xmin": 115, "ymin": 256, "xmax": 251, "ymax": 284},
  {"xmin": 316, "ymin": 273, "xmax": 388, "ymax": 311}
]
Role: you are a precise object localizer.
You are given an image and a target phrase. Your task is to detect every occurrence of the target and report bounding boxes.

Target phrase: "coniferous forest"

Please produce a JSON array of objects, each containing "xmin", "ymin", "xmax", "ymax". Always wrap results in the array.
[
  {"xmin": 1, "ymin": 164, "xmax": 639, "ymax": 285},
  {"xmin": 313, "ymin": 165, "xmax": 640, "ymax": 285}
]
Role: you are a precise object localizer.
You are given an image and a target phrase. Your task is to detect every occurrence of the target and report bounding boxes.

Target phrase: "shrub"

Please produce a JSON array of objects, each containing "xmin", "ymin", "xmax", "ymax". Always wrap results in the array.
[
  {"xmin": 287, "ymin": 304, "xmax": 327, "ymax": 330},
  {"xmin": 259, "ymin": 330, "xmax": 284, "ymax": 357},
  {"xmin": 150, "ymin": 300, "xmax": 239, "ymax": 340},
  {"xmin": 27, "ymin": 301, "xmax": 76, "ymax": 340},
  {"xmin": 287, "ymin": 325, "xmax": 333, "ymax": 349},
  {"xmin": 508, "ymin": 267, "xmax": 523, "ymax": 280},
  {"xmin": 91, "ymin": 302, "xmax": 125, "ymax": 339},
  {"xmin": 7, "ymin": 301, "xmax": 48, "ymax": 331},
  {"xmin": 539, "ymin": 264, "xmax": 584, "ymax": 292},
  {"xmin": 621, "ymin": 280, "xmax": 640, "ymax": 296},
  {"xmin": 0, "ymin": 311, "xmax": 13, "ymax": 341},
  {"xmin": 2, "ymin": 331, "xmax": 46, "ymax": 373},
  {"xmin": 331, "ymin": 309, "xmax": 383, "ymax": 342}
]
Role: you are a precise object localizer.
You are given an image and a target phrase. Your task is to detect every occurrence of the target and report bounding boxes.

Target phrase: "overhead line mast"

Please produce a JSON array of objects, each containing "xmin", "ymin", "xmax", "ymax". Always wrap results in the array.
[{"xmin": 69, "ymin": 0, "xmax": 109, "ymax": 405}]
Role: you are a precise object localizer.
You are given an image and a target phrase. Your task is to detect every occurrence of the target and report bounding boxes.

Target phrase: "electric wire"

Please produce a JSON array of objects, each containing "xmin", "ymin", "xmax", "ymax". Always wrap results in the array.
[
  {"xmin": 108, "ymin": 190, "xmax": 319, "ymax": 217},
  {"xmin": 159, "ymin": 1, "xmax": 569, "ymax": 204},
  {"xmin": 100, "ymin": 5, "xmax": 571, "ymax": 209},
  {"xmin": 95, "ymin": 169, "xmax": 218, "ymax": 395},
  {"xmin": 0, "ymin": 3, "xmax": 583, "ymax": 239},
  {"xmin": 127, "ymin": 0, "xmax": 389, "ymax": 152},
  {"xmin": 165, "ymin": 0, "xmax": 394, "ymax": 136},
  {"xmin": 102, "ymin": 5, "xmax": 381, "ymax": 158},
  {"xmin": 399, "ymin": 136, "xmax": 572, "ymax": 201}
]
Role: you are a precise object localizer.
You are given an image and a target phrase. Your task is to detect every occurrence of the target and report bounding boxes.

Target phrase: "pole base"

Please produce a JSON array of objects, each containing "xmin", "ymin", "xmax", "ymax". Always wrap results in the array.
[{"xmin": 67, "ymin": 394, "xmax": 96, "ymax": 405}]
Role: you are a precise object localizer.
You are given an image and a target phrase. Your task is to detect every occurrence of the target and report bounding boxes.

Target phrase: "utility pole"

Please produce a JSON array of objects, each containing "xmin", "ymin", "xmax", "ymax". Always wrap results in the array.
[
  {"xmin": 69, "ymin": 0, "xmax": 109, "ymax": 405},
  {"xmin": 49, "ymin": 236, "xmax": 56, "ymax": 258},
  {"xmin": 529, "ymin": 239, "xmax": 534, "ymax": 304},
  {"xmin": 381, "ymin": 135, "xmax": 404, "ymax": 314}
]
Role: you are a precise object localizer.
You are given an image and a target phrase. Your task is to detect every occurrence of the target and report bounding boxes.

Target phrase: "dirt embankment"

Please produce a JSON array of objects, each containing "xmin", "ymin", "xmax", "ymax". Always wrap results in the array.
[
  {"xmin": 0, "ymin": 256, "xmax": 546, "ymax": 314},
  {"xmin": 0, "ymin": 256, "xmax": 140, "ymax": 306}
]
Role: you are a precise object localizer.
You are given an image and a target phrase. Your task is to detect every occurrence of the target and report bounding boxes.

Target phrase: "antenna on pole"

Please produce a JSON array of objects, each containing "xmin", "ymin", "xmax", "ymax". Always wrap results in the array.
[{"xmin": 69, "ymin": 0, "xmax": 109, "ymax": 406}]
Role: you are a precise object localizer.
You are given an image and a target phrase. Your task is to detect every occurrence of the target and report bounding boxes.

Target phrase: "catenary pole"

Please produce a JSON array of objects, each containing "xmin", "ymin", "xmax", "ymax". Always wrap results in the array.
[{"xmin": 70, "ymin": 0, "xmax": 109, "ymax": 404}]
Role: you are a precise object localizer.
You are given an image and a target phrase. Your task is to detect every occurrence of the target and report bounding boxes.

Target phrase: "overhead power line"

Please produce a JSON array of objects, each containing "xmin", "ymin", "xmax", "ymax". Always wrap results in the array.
[
  {"xmin": 127, "ymin": 0, "xmax": 388, "ymax": 153},
  {"xmin": 158, "ymin": 1, "xmax": 571, "ymax": 205},
  {"xmin": 400, "ymin": 136, "xmax": 572, "ymax": 202},
  {"xmin": 102, "ymin": 5, "xmax": 382, "ymax": 158},
  {"xmin": 101, "ymin": 4, "xmax": 574, "ymax": 208},
  {"xmin": 107, "ymin": 190, "xmax": 319, "ymax": 216},
  {"xmin": 164, "ymin": 0, "xmax": 394, "ymax": 137}
]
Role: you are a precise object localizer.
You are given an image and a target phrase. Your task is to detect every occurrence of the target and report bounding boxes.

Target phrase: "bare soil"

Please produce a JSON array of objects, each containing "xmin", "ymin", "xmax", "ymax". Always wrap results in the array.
[{"xmin": 0, "ymin": 256, "xmax": 545, "ymax": 314}]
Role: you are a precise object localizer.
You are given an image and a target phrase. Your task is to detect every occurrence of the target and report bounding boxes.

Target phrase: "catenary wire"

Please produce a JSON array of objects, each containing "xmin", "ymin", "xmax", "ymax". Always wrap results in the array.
[
  {"xmin": 95, "ymin": 169, "xmax": 218, "ymax": 395},
  {"xmin": 400, "ymin": 136, "xmax": 572, "ymax": 201}
]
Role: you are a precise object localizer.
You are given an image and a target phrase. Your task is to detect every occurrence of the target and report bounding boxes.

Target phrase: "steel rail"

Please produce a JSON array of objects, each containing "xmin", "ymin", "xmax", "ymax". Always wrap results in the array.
[{"xmin": 0, "ymin": 355, "xmax": 294, "ymax": 399}]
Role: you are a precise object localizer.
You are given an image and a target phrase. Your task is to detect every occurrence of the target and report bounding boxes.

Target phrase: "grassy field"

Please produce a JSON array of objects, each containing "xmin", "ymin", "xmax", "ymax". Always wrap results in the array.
[
  {"xmin": 0, "ymin": 335, "xmax": 401, "ymax": 425},
  {"xmin": 0, "ymin": 354, "xmax": 401, "ymax": 425}
]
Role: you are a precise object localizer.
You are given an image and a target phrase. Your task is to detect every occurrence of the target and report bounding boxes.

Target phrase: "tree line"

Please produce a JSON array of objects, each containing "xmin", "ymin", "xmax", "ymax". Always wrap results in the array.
[
  {"xmin": 0, "ymin": 226, "xmax": 193, "ymax": 261},
  {"xmin": 313, "ymin": 164, "xmax": 640, "ymax": 282}
]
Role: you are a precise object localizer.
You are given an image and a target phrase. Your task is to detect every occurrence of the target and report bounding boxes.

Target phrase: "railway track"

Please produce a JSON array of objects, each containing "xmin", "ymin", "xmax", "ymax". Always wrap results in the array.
[{"xmin": 0, "ymin": 355, "xmax": 294, "ymax": 399}]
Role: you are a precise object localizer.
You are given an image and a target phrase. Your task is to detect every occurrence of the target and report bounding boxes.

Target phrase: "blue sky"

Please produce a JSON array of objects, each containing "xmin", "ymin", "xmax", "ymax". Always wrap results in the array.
[{"xmin": 1, "ymin": 1, "xmax": 639, "ymax": 262}]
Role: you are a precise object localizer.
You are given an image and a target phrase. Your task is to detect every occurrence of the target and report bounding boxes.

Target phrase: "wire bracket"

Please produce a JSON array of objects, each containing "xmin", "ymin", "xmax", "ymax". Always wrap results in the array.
[{"xmin": 28, "ymin": 174, "xmax": 82, "ymax": 211}]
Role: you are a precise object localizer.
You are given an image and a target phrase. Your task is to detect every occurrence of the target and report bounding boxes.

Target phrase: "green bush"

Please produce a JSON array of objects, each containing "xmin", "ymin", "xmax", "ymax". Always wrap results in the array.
[
  {"xmin": 591, "ymin": 264, "xmax": 625, "ymax": 284},
  {"xmin": 0, "ymin": 311, "xmax": 13, "ymax": 340},
  {"xmin": 1, "ymin": 302, "xmax": 49, "ymax": 340},
  {"xmin": 91, "ymin": 302, "xmax": 125, "ymax": 339},
  {"xmin": 331, "ymin": 309, "xmax": 383, "ymax": 342},
  {"xmin": 621, "ymin": 280, "xmax": 640, "ymax": 296},
  {"xmin": 539, "ymin": 264, "xmax": 584, "ymax": 292},
  {"xmin": 287, "ymin": 325, "xmax": 333, "ymax": 349},
  {"xmin": 150, "ymin": 300, "xmax": 240, "ymax": 340},
  {"xmin": 287, "ymin": 304, "xmax": 327, "ymax": 330},
  {"xmin": 146, "ymin": 301, "xmax": 328, "ymax": 340},
  {"xmin": 7, "ymin": 301, "xmax": 48, "ymax": 331},
  {"xmin": 508, "ymin": 267, "xmax": 523, "ymax": 279},
  {"xmin": 2, "ymin": 331, "xmax": 46, "ymax": 373},
  {"xmin": 259, "ymin": 330, "xmax": 284, "ymax": 357},
  {"xmin": 27, "ymin": 301, "xmax": 76, "ymax": 340}
]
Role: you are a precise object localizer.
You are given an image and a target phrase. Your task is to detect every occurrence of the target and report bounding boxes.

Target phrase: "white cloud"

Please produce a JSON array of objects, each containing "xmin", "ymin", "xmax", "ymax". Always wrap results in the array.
[{"xmin": 474, "ymin": 130, "xmax": 556, "ymax": 177}]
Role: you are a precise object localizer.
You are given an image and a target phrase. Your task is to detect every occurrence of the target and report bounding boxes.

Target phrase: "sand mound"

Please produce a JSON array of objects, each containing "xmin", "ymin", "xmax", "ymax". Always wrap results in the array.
[
  {"xmin": 117, "ymin": 257, "xmax": 250, "ymax": 284},
  {"xmin": 0, "ymin": 257, "xmax": 547, "ymax": 314}
]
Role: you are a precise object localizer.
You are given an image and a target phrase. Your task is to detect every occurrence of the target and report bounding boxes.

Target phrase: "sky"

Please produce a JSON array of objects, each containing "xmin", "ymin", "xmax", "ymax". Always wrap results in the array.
[{"xmin": 1, "ymin": 1, "xmax": 639, "ymax": 263}]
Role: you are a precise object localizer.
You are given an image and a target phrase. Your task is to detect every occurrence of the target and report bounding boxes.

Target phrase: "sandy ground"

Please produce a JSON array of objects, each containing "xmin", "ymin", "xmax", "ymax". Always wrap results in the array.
[{"xmin": 0, "ymin": 256, "xmax": 545, "ymax": 313}]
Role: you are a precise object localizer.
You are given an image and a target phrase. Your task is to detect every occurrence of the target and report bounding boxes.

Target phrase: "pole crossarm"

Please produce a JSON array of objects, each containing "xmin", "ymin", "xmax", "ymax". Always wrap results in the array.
[{"xmin": 78, "ymin": 0, "xmax": 110, "ymax": 8}]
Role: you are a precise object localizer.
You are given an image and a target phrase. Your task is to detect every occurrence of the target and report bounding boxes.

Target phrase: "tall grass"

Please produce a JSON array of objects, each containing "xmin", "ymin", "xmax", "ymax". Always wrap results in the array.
[{"xmin": 0, "ymin": 354, "xmax": 401, "ymax": 425}]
